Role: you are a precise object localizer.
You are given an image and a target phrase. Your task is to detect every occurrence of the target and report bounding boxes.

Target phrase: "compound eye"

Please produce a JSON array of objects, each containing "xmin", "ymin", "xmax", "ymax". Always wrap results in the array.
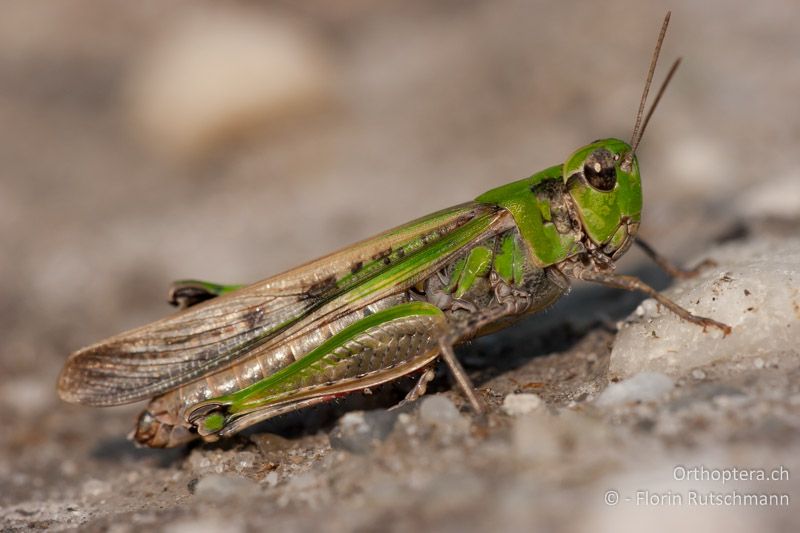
[{"xmin": 583, "ymin": 148, "xmax": 617, "ymax": 191}]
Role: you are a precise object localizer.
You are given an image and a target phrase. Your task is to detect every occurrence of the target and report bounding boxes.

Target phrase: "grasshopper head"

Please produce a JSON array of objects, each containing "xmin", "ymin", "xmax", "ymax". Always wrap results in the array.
[
  {"xmin": 563, "ymin": 138, "xmax": 642, "ymax": 259},
  {"xmin": 558, "ymin": 13, "xmax": 677, "ymax": 260}
]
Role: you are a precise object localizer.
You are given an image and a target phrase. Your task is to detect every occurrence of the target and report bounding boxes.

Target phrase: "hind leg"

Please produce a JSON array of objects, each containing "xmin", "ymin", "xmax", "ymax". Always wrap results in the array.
[{"xmin": 392, "ymin": 365, "xmax": 437, "ymax": 410}]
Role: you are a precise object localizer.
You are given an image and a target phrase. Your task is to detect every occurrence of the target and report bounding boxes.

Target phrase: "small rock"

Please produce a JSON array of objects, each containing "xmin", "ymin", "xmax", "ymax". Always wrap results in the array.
[
  {"xmin": 194, "ymin": 474, "xmax": 259, "ymax": 499},
  {"xmin": 419, "ymin": 395, "xmax": 461, "ymax": 426},
  {"xmin": 595, "ymin": 372, "xmax": 674, "ymax": 407},
  {"xmin": 263, "ymin": 471, "xmax": 279, "ymax": 488},
  {"xmin": 418, "ymin": 395, "xmax": 471, "ymax": 438},
  {"xmin": 329, "ymin": 409, "xmax": 398, "ymax": 454},
  {"xmin": 610, "ymin": 238, "xmax": 800, "ymax": 380},
  {"xmin": 234, "ymin": 451, "xmax": 258, "ymax": 473},
  {"xmin": 691, "ymin": 369, "xmax": 706, "ymax": 380},
  {"xmin": 502, "ymin": 393, "xmax": 544, "ymax": 416}
]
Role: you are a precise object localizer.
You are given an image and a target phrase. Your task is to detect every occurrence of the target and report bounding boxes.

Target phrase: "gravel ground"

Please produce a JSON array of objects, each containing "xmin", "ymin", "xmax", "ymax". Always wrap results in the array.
[{"xmin": 2, "ymin": 1, "xmax": 799, "ymax": 531}]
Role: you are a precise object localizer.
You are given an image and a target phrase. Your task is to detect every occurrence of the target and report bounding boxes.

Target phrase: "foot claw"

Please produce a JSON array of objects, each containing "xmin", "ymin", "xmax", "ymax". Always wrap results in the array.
[{"xmin": 696, "ymin": 316, "xmax": 731, "ymax": 337}]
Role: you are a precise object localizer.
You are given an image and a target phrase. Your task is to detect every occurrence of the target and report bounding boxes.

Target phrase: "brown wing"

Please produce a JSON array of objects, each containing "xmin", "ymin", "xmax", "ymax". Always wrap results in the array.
[{"xmin": 58, "ymin": 203, "xmax": 504, "ymax": 406}]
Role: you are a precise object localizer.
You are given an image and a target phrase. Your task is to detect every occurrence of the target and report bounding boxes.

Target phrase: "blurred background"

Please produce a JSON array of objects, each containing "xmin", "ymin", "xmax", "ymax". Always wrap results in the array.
[{"xmin": 1, "ymin": 0, "xmax": 799, "ymax": 530}]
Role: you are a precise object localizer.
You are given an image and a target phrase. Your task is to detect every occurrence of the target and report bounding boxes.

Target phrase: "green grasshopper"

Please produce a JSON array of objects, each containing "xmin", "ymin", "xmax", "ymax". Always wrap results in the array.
[{"xmin": 58, "ymin": 13, "xmax": 730, "ymax": 448}]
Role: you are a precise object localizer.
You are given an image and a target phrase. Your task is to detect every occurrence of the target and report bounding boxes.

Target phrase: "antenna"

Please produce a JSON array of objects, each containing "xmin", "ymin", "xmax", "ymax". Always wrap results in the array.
[
  {"xmin": 638, "ymin": 57, "xmax": 681, "ymax": 143},
  {"xmin": 622, "ymin": 11, "xmax": 672, "ymax": 170}
]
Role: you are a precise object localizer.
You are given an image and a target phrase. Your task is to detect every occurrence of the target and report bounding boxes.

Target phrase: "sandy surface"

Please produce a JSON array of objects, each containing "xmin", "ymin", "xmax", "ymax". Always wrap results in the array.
[{"xmin": 2, "ymin": 1, "xmax": 799, "ymax": 531}]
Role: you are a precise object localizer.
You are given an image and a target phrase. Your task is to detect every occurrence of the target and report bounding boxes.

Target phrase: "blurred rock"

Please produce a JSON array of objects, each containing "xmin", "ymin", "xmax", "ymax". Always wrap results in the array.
[
  {"xmin": 736, "ymin": 174, "xmax": 800, "ymax": 220},
  {"xmin": 418, "ymin": 472, "xmax": 485, "ymax": 522},
  {"xmin": 187, "ymin": 447, "xmax": 261, "ymax": 477},
  {"xmin": 611, "ymin": 238, "xmax": 800, "ymax": 380},
  {"xmin": 164, "ymin": 517, "xmax": 244, "ymax": 533},
  {"xmin": 263, "ymin": 471, "xmax": 279, "ymax": 488},
  {"xmin": 329, "ymin": 409, "xmax": 398, "ymax": 454},
  {"xmin": 581, "ymin": 458, "xmax": 767, "ymax": 533},
  {"xmin": 418, "ymin": 395, "xmax": 458, "ymax": 423},
  {"xmin": 595, "ymin": 372, "xmax": 674, "ymax": 408},
  {"xmin": 512, "ymin": 411, "xmax": 562, "ymax": 462},
  {"xmin": 664, "ymin": 137, "xmax": 734, "ymax": 195},
  {"xmin": 81, "ymin": 478, "xmax": 111, "ymax": 498},
  {"xmin": 125, "ymin": 8, "xmax": 334, "ymax": 159},
  {"xmin": 194, "ymin": 473, "xmax": 260, "ymax": 500},
  {"xmin": 0, "ymin": 376, "xmax": 54, "ymax": 415},
  {"xmin": 512, "ymin": 409, "xmax": 611, "ymax": 462},
  {"xmin": 501, "ymin": 393, "xmax": 544, "ymax": 415},
  {"xmin": 418, "ymin": 395, "xmax": 466, "ymax": 427}
]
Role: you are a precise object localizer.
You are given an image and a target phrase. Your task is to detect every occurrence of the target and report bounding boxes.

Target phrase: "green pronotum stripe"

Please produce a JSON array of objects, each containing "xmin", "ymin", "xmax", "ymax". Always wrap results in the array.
[{"xmin": 223, "ymin": 301, "xmax": 444, "ymax": 412}]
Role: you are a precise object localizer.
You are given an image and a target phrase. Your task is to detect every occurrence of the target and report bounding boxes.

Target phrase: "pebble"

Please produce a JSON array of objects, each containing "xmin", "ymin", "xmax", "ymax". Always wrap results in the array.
[
  {"xmin": 263, "ymin": 471, "xmax": 279, "ymax": 488},
  {"xmin": 329, "ymin": 409, "xmax": 398, "ymax": 454},
  {"xmin": 611, "ymin": 238, "xmax": 800, "ymax": 380},
  {"xmin": 595, "ymin": 372, "xmax": 674, "ymax": 407},
  {"xmin": 502, "ymin": 393, "xmax": 544, "ymax": 416},
  {"xmin": 418, "ymin": 395, "xmax": 471, "ymax": 439},
  {"xmin": 418, "ymin": 395, "xmax": 462, "ymax": 426}
]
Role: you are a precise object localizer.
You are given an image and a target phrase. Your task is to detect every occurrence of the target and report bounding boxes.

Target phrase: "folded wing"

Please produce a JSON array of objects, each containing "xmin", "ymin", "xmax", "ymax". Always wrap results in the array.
[{"xmin": 58, "ymin": 203, "xmax": 503, "ymax": 405}]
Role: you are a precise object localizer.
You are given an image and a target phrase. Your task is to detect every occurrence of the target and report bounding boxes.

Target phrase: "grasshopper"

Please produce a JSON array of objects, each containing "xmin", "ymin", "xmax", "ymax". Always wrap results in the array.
[{"xmin": 58, "ymin": 13, "xmax": 730, "ymax": 447}]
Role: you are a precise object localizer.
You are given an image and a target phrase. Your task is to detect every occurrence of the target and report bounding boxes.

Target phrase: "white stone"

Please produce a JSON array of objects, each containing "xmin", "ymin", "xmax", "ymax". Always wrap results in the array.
[
  {"xmin": 502, "ymin": 393, "xmax": 544, "ymax": 416},
  {"xmin": 419, "ymin": 395, "xmax": 461, "ymax": 425},
  {"xmin": 610, "ymin": 238, "xmax": 800, "ymax": 380},
  {"xmin": 263, "ymin": 471, "xmax": 279, "ymax": 488},
  {"xmin": 418, "ymin": 395, "xmax": 470, "ymax": 437},
  {"xmin": 338, "ymin": 411, "xmax": 369, "ymax": 435},
  {"xmin": 595, "ymin": 372, "xmax": 674, "ymax": 407}
]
